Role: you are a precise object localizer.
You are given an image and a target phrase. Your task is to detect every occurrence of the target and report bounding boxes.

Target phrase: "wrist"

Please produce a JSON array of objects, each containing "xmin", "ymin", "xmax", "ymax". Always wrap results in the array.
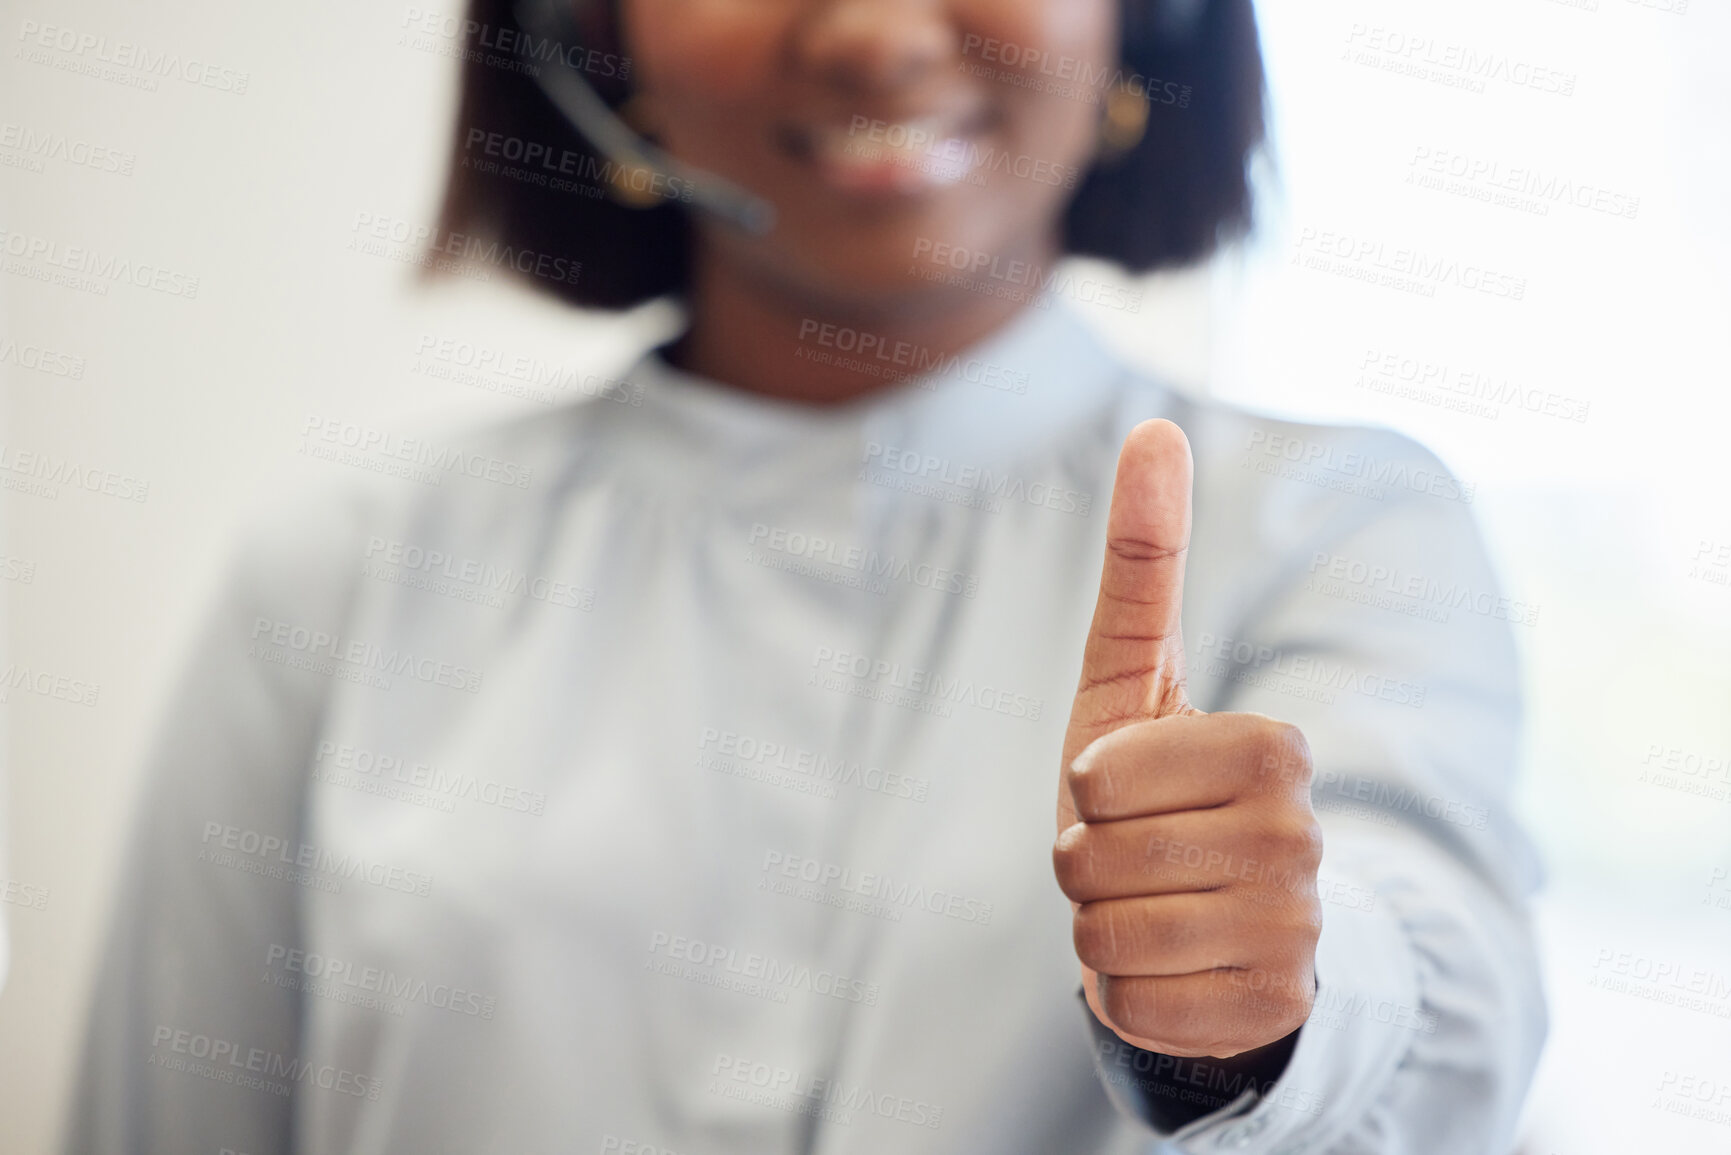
[{"xmin": 1082, "ymin": 988, "xmax": 1304, "ymax": 1132}]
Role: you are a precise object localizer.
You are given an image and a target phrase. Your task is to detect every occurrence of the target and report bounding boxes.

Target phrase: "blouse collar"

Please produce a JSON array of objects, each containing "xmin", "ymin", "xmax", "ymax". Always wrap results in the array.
[{"xmin": 625, "ymin": 297, "xmax": 1127, "ymax": 472}]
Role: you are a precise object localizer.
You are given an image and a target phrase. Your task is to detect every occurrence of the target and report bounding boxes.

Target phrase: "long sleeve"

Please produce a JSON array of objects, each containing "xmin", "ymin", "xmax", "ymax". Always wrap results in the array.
[
  {"xmin": 1085, "ymin": 419, "xmax": 1547, "ymax": 1154},
  {"xmin": 64, "ymin": 487, "xmax": 376, "ymax": 1155}
]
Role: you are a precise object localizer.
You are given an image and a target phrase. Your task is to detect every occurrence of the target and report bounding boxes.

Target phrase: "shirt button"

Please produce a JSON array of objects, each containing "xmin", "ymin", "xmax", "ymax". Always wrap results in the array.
[{"xmin": 1218, "ymin": 1114, "xmax": 1269, "ymax": 1147}]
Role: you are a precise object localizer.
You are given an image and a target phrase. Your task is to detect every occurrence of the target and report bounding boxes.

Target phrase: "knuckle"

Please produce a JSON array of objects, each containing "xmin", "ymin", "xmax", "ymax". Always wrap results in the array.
[
  {"xmin": 1072, "ymin": 904, "xmax": 1124, "ymax": 971},
  {"xmin": 1250, "ymin": 810, "xmax": 1324, "ymax": 872},
  {"xmin": 1083, "ymin": 902, "xmax": 1177, "ymax": 971},
  {"xmin": 1074, "ymin": 902, "xmax": 1194, "ymax": 972},
  {"xmin": 1271, "ymin": 889, "xmax": 1324, "ymax": 937},
  {"xmin": 1265, "ymin": 919, "xmax": 1321, "ymax": 982},
  {"xmin": 1059, "ymin": 761, "xmax": 1100, "ymax": 817},
  {"xmin": 1296, "ymin": 900, "xmax": 1325, "ymax": 944},
  {"xmin": 1106, "ymin": 981, "xmax": 1209, "ymax": 1051},
  {"xmin": 1246, "ymin": 717, "xmax": 1312, "ymax": 791},
  {"xmin": 1065, "ymin": 758, "xmax": 1110, "ymax": 820},
  {"xmin": 1052, "ymin": 826, "xmax": 1098, "ymax": 900},
  {"xmin": 1097, "ymin": 976, "xmax": 1151, "ymax": 1036},
  {"xmin": 1274, "ymin": 722, "xmax": 1314, "ymax": 788},
  {"xmin": 1106, "ymin": 534, "xmax": 1179, "ymax": 564},
  {"xmin": 1257, "ymin": 985, "xmax": 1314, "ymax": 1045},
  {"xmin": 1220, "ymin": 975, "xmax": 1266, "ymax": 1018},
  {"xmin": 1224, "ymin": 968, "xmax": 1302, "ymax": 1025},
  {"xmin": 1242, "ymin": 813, "xmax": 1291, "ymax": 865}
]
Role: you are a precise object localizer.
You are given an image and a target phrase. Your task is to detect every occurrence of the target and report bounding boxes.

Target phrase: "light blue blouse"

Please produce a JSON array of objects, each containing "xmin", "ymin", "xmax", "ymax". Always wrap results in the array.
[{"xmin": 68, "ymin": 300, "xmax": 1544, "ymax": 1154}]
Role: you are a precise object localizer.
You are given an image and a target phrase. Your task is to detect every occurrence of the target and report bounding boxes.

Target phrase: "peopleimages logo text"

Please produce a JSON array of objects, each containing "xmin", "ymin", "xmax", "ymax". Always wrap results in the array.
[
  {"xmin": 200, "ymin": 822, "xmax": 435, "ymax": 897},
  {"xmin": 149, "ymin": 1026, "xmax": 380, "ymax": 1099},
  {"xmin": 862, "ymin": 442, "xmax": 1091, "ymax": 515},
  {"xmin": 16, "ymin": 20, "xmax": 251, "ymax": 93},
  {"xmin": 809, "ymin": 646, "xmax": 1044, "ymax": 720},
  {"xmin": 301, "ymin": 417, "xmax": 534, "ymax": 489},
  {"xmin": 712, "ymin": 1052, "xmax": 944, "ymax": 1129},
  {"xmin": 748, "ymin": 523, "xmax": 979, "ymax": 598},
  {"xmin": 1245, "ymin": 430, "xmax": 1476, "ymax": 504},
  {"xmin": 761, "ymin": 850, "xmax": 994, "ymax": 926},
  {"xmin": 250, "ymin": 617, "xmax": 483, "ymax": 693}
]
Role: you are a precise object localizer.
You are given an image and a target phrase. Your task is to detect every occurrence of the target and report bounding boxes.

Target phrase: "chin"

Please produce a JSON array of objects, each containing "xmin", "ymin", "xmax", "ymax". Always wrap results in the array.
[
  {"xmin": 773, "ymin": 249, "xmax": 981, "ymax": 317},
  {"xmin": 773, "ymin": 215, "xmax": 1034, "ymax": 307}
]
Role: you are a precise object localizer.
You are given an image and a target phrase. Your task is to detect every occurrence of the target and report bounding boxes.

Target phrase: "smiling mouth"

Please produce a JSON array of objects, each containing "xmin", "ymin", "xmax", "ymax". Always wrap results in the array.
[{"xmin": 775, "ymin": 110, "xmax": 997, "ymax": 195}]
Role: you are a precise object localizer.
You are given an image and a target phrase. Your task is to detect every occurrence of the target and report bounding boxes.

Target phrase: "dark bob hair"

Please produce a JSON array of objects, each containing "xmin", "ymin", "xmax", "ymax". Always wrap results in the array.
[{"xmin": 433, "ymin": 0, "xmax": 1266, "ymax": 309}]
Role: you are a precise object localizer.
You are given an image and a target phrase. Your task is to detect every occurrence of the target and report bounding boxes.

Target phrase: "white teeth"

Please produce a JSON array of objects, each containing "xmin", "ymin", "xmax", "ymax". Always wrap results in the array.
[
  {"xmin": 840, "ymin": 119, "xmax": 944, "ymax": 155},
  {"xmin": 811, "ymin": 117, "xmax": 977, "ymax": 188}
]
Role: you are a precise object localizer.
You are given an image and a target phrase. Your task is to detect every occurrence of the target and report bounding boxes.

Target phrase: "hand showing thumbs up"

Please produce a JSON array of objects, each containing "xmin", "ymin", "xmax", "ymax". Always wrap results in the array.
[{"xmin": 1055, "ymin": 420, "xmax": 1323, "ymax": 1058}]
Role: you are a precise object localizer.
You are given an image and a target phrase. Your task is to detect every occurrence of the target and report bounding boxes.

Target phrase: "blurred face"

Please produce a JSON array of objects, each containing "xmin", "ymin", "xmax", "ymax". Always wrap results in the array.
[{"xmin": 620, "ymin": 0, "xmax": 1117, "ymax": 311}]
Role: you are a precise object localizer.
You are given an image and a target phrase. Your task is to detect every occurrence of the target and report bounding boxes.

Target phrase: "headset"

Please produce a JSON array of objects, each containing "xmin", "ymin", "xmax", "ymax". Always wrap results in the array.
[{"xmin": 511, "ymin": 0, "xmax": 1214, "ymax": 238}]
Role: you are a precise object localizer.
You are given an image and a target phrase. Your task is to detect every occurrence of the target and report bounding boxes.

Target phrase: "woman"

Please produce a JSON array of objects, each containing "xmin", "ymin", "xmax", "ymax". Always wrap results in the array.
[{"xmin": 69, "ymin": 0, "xmax": 1545, "ymax": 1151}]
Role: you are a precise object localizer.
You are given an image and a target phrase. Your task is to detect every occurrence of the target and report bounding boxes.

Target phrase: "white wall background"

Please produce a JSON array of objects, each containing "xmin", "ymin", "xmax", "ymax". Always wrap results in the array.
[{"xmin": 1, "ymin": 1, "xmax": 1727, "ymax": 1152}]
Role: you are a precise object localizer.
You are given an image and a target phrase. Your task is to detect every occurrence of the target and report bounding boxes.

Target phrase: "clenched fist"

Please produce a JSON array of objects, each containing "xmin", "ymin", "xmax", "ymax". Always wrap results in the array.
[{"xmin": 1055, "ymin": 419, "xmax": 1323, "ymax": 1059}]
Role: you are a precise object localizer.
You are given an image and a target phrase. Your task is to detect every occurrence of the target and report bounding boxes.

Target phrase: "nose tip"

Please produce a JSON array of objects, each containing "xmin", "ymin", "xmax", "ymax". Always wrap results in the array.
[{"xmin": 793, "ymin": 0, "xmax": 956, "ymax": 93}]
